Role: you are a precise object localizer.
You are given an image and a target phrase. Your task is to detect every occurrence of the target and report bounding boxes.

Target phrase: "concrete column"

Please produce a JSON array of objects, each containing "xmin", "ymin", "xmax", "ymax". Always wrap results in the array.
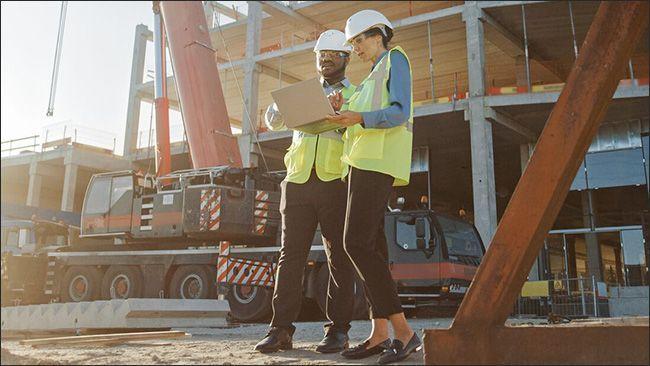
[
  {"xmin": 123, "ymin": 24, "xmax": 149, "ymax": 158},
  {"xmin": 519, "ymin": 143, "xmax": 534, "ymax": 173},
  {"xmin": 238, "ymin": 1, "xmax": 262, "ymax": 168},
  {"xmin": 60, "ymin": 163, "xmax": 79, "ymax": 212},
  {"xmin": 26, "ymin": 162, "xmax": 43, "ymax": 207},
  {"xmin": 582, "ymin": 190, "xmax": 604, "ymax": 281},
  {"xmin": 463, "ymin": 2, "xmax": 498, "ymax": 246}
]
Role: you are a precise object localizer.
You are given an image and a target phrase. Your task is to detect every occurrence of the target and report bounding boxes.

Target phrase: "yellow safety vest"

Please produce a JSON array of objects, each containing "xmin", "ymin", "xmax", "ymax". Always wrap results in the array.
[
  {"xmin": 341, "ymin": 46, "xmax": 413, "ymax": 186},
  {"xmin": 284, "ymin": 83, "xmax": 356, "ymax": 184}
]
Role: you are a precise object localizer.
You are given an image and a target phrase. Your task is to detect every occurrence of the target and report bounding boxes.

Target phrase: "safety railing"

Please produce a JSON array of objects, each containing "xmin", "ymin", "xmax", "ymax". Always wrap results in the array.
[
  {"xmin": 1, "ymin": 135, "xmax": 40, "ymax": 157},
  {"xmin": 41, "ymin": 121, "xmax": 116, "ymax": 153},
  {"xmin": 1, "ymin": 122, "xmax": 117, "ymax": 158},
  {"xmin": 136, "ymin": 124, "xmax": 188, "ymax": 149},
  {"xmin": 512, "ymin": 276, "xmax": 610, "ymax": 319}
]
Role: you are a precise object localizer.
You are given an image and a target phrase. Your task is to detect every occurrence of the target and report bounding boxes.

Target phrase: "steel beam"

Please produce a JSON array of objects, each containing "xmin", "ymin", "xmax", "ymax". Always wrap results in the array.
[{"xmin": 423, "ymin": 2, "xmax": 649, "ymax": 364}]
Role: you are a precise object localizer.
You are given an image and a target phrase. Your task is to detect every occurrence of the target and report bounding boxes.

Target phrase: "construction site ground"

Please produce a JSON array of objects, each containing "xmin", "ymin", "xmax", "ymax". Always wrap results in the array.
[{"xmin": 1, "ymin": 316, "xmax": 551, "ymax": 365}]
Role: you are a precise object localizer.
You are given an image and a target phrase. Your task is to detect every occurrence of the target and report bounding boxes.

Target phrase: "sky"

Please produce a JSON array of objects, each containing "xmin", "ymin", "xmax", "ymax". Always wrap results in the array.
[{"xmin": 1, "ymin": 1, "xmax": 246, "ymax": 155}]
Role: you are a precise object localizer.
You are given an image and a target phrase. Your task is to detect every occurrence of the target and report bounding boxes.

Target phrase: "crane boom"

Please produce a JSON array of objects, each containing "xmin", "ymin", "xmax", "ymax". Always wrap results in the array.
[
  {"xmin": 46, "ymin": 1, "xmax": 68, "ymax": 117},
  {"xmin": 158, "ymin": 1, "xmax": 242, "ymax": 169}
]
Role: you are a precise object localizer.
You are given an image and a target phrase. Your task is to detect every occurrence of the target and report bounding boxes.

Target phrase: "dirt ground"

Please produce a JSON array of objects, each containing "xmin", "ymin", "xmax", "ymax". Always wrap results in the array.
[{"xmin": 1, "ymin": 318, "xmax": 455, "ymax": 365}]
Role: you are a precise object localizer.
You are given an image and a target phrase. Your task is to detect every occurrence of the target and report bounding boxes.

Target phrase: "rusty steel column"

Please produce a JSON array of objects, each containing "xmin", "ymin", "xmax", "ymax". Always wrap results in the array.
[
  {"xmin": 158, "ymin": 1, "xmax": 242, "ymax": 169},
  {"xmin": 424, "ymin": 1, "xmax": 649, "ymax": 364}
]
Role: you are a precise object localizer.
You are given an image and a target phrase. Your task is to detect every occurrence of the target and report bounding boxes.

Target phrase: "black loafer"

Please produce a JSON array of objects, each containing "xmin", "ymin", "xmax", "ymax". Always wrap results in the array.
[
  {"xmin": 316, "ymin": 331, "xmax": 349, "ymax": 353},
  {"xmin": 254, "ymin": 327, "xmax": 293, "ymax": 353},
  {"xmin": 377, "ymin": 333, "xmax": 422, "ymax": 364},
  {"xmin": 341, "ymin": 339, "xmax": 391, "ymax": 359}
]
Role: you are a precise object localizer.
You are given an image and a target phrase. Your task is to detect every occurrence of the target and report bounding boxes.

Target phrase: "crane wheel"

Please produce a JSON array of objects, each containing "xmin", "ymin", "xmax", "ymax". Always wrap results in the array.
[
  {"xmin": 101, "ymin": 265, "xmax": 143, "ymax": 299},
  {"xmin": 315, "ymin": 264, "xmax": 369, "ymax": 320},
  {"xmin": 168, "ymin": 265, "xmax": 216, "ymax": 299},
  {"xmin": 225, "ymin": 284, "xmax": 272, "ymax": 322},
  {"xmin": 60, "ymin": 266, "xmax": 102, "ymax": 303}
]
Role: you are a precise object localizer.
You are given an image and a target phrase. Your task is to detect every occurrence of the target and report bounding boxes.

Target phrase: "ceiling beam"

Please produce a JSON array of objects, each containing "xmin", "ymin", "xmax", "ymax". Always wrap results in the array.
[
  {"xmin": 478, "ymin": 1, "xmax": 548, "ymax": 9},
  {"xmin": 259, "ymin": 1, "xmax": 325, "ymax": 33},
  {"xmin": 210, "ymin": 1, "xmax": 247, "ymax": 22},
  {"xmin": 480, "ymin": 9, "xmax": 564, "ymax": 80},
  {"xmin": 484, "ymin": 106, "xmax": 537, "ymax": 142},
  {"xmin": 215, "ymin": 55, "xmax": 301, "ymax": 84},
  {"xmin": 258, "ymin": 61, "xmax": 303, "ymax": 84},
  {"xmin": 215, "ymin": 4, "xmax": 469, "ymax": 66}
]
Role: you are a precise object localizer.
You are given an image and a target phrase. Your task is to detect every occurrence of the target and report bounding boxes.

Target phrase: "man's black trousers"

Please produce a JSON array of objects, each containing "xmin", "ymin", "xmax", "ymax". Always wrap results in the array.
[{"xmin": 270, "ymin": 172, "xmax": 356, "ymax": 334}]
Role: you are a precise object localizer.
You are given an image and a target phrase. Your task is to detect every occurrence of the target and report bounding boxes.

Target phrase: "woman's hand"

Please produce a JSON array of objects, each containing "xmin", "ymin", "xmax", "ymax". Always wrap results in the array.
[
  {"xmin": 328, "ymin": 91, "xmax": 344, "ymax": 112},
  {"xmin": 326, "ymin": 111, "xmax": 363, "ymax": 126}
]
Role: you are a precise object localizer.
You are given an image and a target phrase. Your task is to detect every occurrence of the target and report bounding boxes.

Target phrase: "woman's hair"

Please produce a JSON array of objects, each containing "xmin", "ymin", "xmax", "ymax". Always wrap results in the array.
[{"xmin": 362, "ymin": 26, "xmax": 393, "ymax": 49}]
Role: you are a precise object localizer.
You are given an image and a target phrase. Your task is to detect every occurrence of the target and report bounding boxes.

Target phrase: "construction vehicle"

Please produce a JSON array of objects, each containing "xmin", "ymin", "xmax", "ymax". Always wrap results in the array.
[{"xmin": 0, "ymin": 2, "xmax": 485, "ymax": 322}]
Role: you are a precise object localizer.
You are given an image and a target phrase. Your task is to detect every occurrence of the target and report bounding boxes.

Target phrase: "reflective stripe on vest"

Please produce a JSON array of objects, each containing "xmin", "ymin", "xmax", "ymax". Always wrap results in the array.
[
  {"xmin": 341, "ymin": 46, "xmax": 413, "ymax": 186},
  {"xmin": 283, "ymin": 83, "xmax": 356, "ymax": 184}
]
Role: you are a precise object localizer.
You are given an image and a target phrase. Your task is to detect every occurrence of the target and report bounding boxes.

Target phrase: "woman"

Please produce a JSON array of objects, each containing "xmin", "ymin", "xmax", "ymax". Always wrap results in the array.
[{"xmin": 326, "ymin": 9, "xmax": 419, "ymax": 365}]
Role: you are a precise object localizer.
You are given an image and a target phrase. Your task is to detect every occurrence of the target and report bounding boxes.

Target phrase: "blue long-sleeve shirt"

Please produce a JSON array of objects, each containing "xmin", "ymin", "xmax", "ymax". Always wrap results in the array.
[{"xmin": 360, "ymin": 50, "xmax": 412, "ymax": 129}]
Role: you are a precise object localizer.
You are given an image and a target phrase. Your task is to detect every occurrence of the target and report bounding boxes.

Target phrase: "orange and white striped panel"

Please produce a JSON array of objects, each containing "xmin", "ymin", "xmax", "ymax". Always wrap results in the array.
[
  {"xmin": 199, "ymin": 189, "xmax": 211, "ymax": 231},
  {"xmin": 253, "ymin": 217, "xmax": 268, "ymax": 235},
  {"xmin": 200, "ymin": 189, "xmax": 222, "ymax": 231},
  {"xmin": 217, "ymin": 241, "xmax": 230, "ymax": 283},
  {"xmin": 208, "ymin": 191, "xmax": 221, "ymax": 231},
  {"xmin": 218, "ymin": 257, "xmax": 276, "ymax": 287},
  {"xmin": 253, "ymin": 190, "xmax": 271, "ymax": 235}
]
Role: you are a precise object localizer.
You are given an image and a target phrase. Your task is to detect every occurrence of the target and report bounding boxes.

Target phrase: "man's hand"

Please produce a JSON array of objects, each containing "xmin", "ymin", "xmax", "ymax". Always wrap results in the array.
[
  {"xmin": 326, "ymin": 111, "xmax": 363, "ymax": 126},
  {"xmin": 328, "ymin": 91, "xmax": 344, "ymax": 112}
]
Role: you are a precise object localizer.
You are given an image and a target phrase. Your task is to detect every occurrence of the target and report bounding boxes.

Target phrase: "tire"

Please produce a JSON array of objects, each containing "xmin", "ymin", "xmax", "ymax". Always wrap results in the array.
[
  {"xmin": 168, "ymin": 265, "xmax": 216, "ymax": 299},
  {"xmin": 226, "ymin": 284, "xmax": 273, "ymax": 322},
  {"xmin": 60, "ymin": 266, "xmax": 102, "ymax": 303},
  {"xmin": 315, "ymin": 264, "xmax": 369, "ymax": 320},
  {"xmin": 101, "ymin": 265, "xmax": 143, "ymax": 299}
]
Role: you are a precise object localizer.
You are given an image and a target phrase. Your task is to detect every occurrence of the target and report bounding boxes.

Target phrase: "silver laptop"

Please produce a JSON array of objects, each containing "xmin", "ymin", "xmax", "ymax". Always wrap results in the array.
[{"xmin": 271, "ymin": 78, "xmax": 342, "ymax": 135}]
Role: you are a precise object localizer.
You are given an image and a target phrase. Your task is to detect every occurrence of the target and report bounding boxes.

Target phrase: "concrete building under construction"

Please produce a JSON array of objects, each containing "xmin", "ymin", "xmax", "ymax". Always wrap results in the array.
[{"xmin": 2, "ymin": 1, "xmax": 649, "ymax": 309}]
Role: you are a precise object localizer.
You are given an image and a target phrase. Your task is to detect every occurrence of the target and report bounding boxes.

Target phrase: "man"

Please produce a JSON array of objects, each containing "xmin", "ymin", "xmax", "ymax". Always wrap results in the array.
[{"xmin": 254, "ymin": 30, "xmax": 357, "ymax": 354}]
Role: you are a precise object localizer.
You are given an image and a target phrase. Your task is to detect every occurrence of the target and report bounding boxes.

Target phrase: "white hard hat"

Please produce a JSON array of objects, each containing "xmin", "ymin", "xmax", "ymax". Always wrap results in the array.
[
  {"xmin": 344, "ymin": 9, "xmax": 393, "ymax": 44},
  {"xmin": 313, "ymin": 30, "xmax": 353, "ymax": 53}
]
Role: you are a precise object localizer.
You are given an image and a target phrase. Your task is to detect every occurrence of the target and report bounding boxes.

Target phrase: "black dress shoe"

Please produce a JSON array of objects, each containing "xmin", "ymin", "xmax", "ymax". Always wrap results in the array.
[
  {"xmin": 341, "ymin": 339, "xmax": 391, "ymax": 359},
  {"xmin": 315, "ymin": 331, "xmax": 349, "ymax": 353},
  {"xmin": 254, "ymin": 327, "xmax": 293, "ymax": 353},
  {"xmin": 377, "ymin": 333, "xmax": 422, "ymax": 364}
]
